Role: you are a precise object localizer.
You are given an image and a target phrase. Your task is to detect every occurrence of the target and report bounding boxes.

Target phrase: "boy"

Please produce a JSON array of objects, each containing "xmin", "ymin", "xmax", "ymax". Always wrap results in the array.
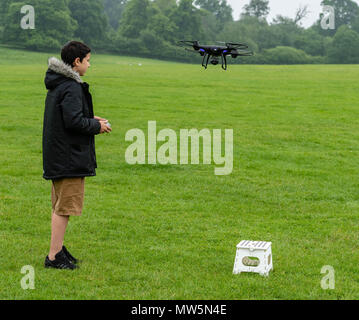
[{"xmin": 42, "ymin": 41, "xmax": 112, "ymax": 269}]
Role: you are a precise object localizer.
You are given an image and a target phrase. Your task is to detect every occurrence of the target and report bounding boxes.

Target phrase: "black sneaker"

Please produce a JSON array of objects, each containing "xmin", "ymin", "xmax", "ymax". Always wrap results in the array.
[
  {"xmin": 44, "ymin": 249, "xmax": 77, "ymax": 270},
  {"xmin": 62, "ymin": 245, "xmax": 80, "ymax": 264}
]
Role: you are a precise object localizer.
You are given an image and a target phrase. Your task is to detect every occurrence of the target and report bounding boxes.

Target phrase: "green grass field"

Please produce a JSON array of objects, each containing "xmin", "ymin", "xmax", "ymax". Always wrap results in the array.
[{"xmin": 1, "ymin": 45, "xmax": 359, "ymax": 300}]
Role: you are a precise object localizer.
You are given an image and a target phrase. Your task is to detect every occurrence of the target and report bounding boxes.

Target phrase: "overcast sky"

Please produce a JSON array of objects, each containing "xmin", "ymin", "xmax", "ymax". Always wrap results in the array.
[{"xmin": 226, "ymin": 0, "xmax": 359, "ymax": 28}]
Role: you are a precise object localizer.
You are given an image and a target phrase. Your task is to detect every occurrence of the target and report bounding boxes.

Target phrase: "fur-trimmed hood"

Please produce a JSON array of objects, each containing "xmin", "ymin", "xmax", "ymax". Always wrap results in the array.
[{"xmin": 45, "ymin": 57, "xmax": 83, "ymax": 90}]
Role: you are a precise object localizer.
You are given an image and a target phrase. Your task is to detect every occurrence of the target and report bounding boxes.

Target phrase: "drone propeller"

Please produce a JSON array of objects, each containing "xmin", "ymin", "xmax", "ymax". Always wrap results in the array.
[
  {"xmin": 211, "ymin": 41, "xmax": 227, "ymax": 46},
  {"xmin": 236, "ymin": 50, "xmax": 254, "ymax": 56},
  {"xmin": 214, "ymin": 41, "xmax": 231, "ymax": 47},
  {"xmin": 212, "ymin": 41, "xmax": 248, "ymax": 47},
  {"xmin": 226, "ymin": 42, "xmax": 249, "ymax": 50},
  {"xmin": 178, "ymin": 40, "xmax": 199, "ymax": 48}
]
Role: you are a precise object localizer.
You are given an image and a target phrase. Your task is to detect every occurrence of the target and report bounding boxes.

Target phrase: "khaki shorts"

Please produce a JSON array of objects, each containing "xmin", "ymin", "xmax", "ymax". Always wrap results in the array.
[{"xmin": 51, "ymin": 177, "xmax": 85, "ymax": 216}]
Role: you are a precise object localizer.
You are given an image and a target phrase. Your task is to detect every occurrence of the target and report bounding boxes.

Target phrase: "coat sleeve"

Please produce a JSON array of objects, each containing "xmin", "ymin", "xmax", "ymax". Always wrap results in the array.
[{"xmin": 61, "ymin": 83, "xmax": 101, "ymax": 136}]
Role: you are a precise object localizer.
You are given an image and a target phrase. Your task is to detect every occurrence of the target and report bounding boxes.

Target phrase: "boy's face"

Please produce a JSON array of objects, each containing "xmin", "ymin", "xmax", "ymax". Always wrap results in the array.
[{"xmin": 72, "ymin": 53, "xmax": 91, "ymax": 76}]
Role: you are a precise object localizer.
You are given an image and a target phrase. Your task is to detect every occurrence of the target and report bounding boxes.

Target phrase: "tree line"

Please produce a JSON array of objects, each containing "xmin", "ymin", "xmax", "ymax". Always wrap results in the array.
[{"xmin": 1, "ymin": 0, "xmax": 359, "ymax": 64}]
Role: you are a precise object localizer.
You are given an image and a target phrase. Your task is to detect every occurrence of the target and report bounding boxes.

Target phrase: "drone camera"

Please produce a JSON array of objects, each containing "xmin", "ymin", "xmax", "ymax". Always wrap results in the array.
[{"xmin": 211, "ymin": 58, "xmax": 219, "ymax": 65}]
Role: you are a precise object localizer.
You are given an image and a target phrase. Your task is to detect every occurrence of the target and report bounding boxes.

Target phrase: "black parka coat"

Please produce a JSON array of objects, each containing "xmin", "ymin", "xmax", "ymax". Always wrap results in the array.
[{"xmin": 42, "ymin": 57, "xmax": 101, "ymax": 180}]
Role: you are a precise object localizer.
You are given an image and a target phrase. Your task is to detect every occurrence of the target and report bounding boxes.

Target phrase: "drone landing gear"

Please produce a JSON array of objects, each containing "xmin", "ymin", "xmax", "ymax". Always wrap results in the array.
[
  {"xmin": 221, "ymin": 53, "xmax": 227, "ymax": 71},
  {"xmin": 201, "ymin": 53, "xmax": 227, "ymax": 70},
  {"xmin": 202, "ymin": 53, "xmax": 210, "ymax": 69}
]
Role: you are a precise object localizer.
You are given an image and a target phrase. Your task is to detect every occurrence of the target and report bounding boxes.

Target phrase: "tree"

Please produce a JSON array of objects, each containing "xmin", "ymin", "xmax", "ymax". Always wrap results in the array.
[
  {"xmin": 199, "ymin": 10, "xmax": 218, "ymax": 41},
  {"xmin": 217, "ymin": 0, "xmax": 233, "ymax": 24},
  {"xmin": 195, "ymin": 0, "xmax": 233, "ymax": 25},
  {"xmin": 119, "ymin": 0, "xmax": 150, "ymax": 38},
  {"xmin": 242, "ymin": 0, "xmax": 270, "ymax": 19},
  {"xmin": 2, "ymin": 0, "xmax": 77, "ymax": 50},
  {"xmin": 146, "ymin": 5, "xmax": 178, "ymax": 43},
  {"xmin": 195, "ymin": 0, "xmax": 220, "ymax": 13},
  {"xmin": 218, "ymin": 19, "xmax": 259, "ymax": 52},
  {"xmin": 153, "ymin": 0, "xmax": 177, "ymax": 15},
  {"xmin": 240, "ymin": 15, "xmax": 277, "ymax": 50},
  {"xmin": 195, "ymin": 0, "xmax": 232, "ymax": 41},
  {"xmin": 294, "ymin": 5, "xmax": 309, "ymax": 25},
  {"xmin": 293, "ymin": 28, "xmax": 330, "ymax": 57},
  {"xmin": 103, "ymin": 0, "xmax": 128, "ymax": 31},
  {"xmin": 0, "ymin": 0, "xmax": 11, "ymax": 21},
  {"xmin": 271, "ymin": 15, "xmax": 302, "ymax": 48},
  {"xmin": 169, "ymin": 0, "xmax": 204, "ymax": 41},
  {"xmin": 68, "ymin": 0, "xmax": 109, "ymax": 47},
  {"xmin": 0, "ymin": 0, "xmax": 12, "ymax": 40},
  {"xmin": 327, "ymin": 25, "xmax": 359, "ymax": 63}
]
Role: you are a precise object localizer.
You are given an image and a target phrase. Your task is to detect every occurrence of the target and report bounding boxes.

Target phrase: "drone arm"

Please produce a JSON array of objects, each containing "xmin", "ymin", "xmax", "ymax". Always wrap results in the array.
[
  {"xmin": 202, "ymin": 53, "xmax": 211, "ymax": 69},
  {"xmin": 205, "ymin": 54, "xmax": 211, "ymax": 69},
  {"xmin": 202, "ymin": 53, "xmax": 207, "ymax": 68}
]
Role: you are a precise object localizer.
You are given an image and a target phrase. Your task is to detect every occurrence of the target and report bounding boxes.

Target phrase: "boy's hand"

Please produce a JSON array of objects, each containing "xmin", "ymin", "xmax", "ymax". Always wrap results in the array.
[
  {"xmin": 99, "ymin": 120, "xmax": 112, "ymax": 134},
  {"xmin": 95, "ymin": 116, "xmax": 108, "ymax": 122}
]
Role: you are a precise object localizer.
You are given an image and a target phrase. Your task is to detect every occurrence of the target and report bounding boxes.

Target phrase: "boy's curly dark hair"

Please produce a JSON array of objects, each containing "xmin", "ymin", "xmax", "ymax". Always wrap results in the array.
[{"xmin": 61, "ymin": 41, "xmax": 91, "ymax": 67}]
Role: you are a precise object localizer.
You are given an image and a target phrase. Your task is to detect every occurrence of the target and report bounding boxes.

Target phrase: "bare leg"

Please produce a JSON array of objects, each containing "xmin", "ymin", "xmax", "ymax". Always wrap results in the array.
[{"xmin": 48, "ymin": 213, "xmax": 69, "ymax": 261}]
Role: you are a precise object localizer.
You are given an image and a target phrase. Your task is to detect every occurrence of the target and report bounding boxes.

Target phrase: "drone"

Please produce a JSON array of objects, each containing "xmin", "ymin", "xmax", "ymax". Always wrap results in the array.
[{"xmin": 178, "ymin": 40, "xmax": 253, "ymax": 70}]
